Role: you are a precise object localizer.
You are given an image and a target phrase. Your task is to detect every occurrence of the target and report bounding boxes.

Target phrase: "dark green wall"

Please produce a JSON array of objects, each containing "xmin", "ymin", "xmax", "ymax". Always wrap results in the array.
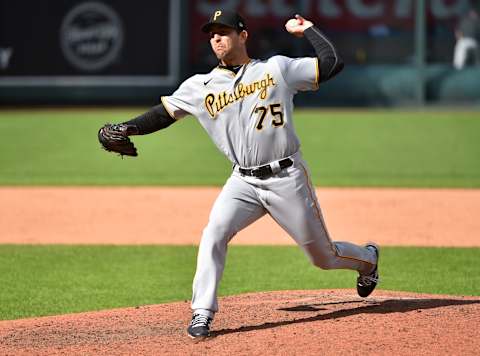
[
  {"xmin": 297, "ymin": 65, "xmax": 480, "ymax": 107},
  {"xmin": 1, "ymin": 65, "xmax": 480, "ymax": 107}
]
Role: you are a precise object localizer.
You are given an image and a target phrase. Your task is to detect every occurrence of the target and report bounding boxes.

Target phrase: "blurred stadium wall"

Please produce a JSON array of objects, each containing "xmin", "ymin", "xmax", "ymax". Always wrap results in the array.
[{"xmin": 0, "ymin": 0, "xmax": 479, "ymax": 106}]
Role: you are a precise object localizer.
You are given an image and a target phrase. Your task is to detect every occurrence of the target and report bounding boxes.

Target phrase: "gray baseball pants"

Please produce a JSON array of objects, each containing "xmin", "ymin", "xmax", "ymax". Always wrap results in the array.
[{"xmin": 191, "ymin": 152, "xmax": 377, "ymax": 317}]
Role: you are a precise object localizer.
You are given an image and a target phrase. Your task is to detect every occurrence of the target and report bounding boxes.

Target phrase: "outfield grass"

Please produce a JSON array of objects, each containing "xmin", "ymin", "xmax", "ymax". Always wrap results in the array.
[
  {"xmin": 0, "ymin": 245, "xmax": 478, "ymax": 320},
  {"xmin": 0, "ymin": 109, "xmax": 479, "ymax": 187}
]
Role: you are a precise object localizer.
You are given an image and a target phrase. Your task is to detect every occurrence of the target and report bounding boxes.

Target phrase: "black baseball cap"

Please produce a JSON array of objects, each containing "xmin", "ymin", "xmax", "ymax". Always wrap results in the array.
[{"xmin": 201, "ymin": 10, "xmax": 247, "ymax": 33}]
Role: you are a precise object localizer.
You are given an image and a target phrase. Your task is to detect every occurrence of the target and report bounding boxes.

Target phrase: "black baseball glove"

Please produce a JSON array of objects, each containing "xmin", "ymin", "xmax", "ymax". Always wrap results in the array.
[{"xmin": 98, "ymin": 123, "xmax": 139, "ymax": 157}]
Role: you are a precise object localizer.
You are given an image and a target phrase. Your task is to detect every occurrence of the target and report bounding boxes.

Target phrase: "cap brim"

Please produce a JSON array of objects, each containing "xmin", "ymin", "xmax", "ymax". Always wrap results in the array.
[
  {"xmin": 201, "ymin": 22, "xmax": 237, "ymax": 33},
  {"xmin": 201, "ymin": 22, "xmax": 214, "ymax": 33}
]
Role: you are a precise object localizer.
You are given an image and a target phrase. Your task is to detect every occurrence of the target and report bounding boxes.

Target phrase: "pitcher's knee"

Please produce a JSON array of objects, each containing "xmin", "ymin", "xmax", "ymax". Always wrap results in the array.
[
  {"xmin": 203, "ymin": 221, "xmax": 235, "ymax": 244},
  {"xmin": 309, "ymin": 255, "xmax": 336, "ymax": 270},
  {"xmin": 303, "ymin": 242, "xmax": 338, "ymax": 270}
]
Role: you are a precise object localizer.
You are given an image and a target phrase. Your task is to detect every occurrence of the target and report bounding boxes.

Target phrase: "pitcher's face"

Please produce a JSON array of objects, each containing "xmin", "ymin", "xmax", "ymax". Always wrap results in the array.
[{"xmin": 209, "ymin": 24, "xmax": 247, "ymax": 63}]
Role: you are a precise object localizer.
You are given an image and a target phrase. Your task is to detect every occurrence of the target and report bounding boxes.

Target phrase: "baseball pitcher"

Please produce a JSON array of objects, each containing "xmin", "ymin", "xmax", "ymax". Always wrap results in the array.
[{"xmin": 98, "ymin": 10, "xmax": 380, "ymax": 339}]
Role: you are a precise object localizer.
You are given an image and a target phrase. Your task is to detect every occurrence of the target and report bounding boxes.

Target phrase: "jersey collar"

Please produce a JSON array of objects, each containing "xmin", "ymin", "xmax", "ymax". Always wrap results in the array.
[{"xmin": 214, "ymin": 59, "xmax": 252, "ymax": 75}]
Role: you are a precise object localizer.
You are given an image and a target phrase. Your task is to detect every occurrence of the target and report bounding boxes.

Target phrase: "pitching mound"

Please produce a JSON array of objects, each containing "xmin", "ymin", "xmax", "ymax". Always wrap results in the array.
[{"xmin": 1, "ymin": 290, "xmax": 479, "ymax": 355}]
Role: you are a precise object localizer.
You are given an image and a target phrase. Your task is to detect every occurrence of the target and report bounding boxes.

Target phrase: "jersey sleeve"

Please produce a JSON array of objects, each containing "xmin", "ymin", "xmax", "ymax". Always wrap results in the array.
[
  {"xmin": 273, "ymin": 55, "xmax": 319, "ymax": 92},
  {"xmin": 160, "ymin": 76, "xmax": 199, "ymax": 120}
]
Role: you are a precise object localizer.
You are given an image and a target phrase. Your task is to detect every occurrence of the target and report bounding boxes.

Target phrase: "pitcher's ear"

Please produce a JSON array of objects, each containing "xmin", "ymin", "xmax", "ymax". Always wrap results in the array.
[{"xmin": 240, "ymin": 30, "xmax": 248, "ymax": 43}]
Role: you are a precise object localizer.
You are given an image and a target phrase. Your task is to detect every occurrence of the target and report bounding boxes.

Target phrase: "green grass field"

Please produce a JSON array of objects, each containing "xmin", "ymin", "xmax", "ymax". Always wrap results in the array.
[
  {"xmin": 0, "ymin": 109, "xmax": 479, "ymax": 186},
  {"xmin": 0, "ymin": 108, "xmax": 479, "ymax": 321},
  {"xmin": 1, "ymin": 245, "xmax": 479, "ymax": 320}
]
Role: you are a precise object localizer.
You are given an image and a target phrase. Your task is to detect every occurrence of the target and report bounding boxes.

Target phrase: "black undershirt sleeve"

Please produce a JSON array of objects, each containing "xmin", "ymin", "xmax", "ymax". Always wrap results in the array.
[
  {"xmin": 303, "ymin": 26, "xmax": 344, "ymax": 83},
  {"xmin": 122, "ymin": 103, "xmax": 176, "ymax": 135}
]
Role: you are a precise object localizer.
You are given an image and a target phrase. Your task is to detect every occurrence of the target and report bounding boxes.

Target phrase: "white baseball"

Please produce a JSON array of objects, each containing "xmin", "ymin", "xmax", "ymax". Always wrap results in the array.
[
  {"xmin": 285, "ymin": 18, "xmax": 303, "ymax": 37},
  {"xmin": 286, "ymin": 18, "xmax": 300, "ymax": 28}
]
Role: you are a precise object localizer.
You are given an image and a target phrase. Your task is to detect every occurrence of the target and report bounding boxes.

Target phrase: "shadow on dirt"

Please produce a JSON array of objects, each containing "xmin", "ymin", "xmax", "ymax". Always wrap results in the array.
[{"xmin": 211, "ymin": 298, "xmax": 480, "ymax": 337}]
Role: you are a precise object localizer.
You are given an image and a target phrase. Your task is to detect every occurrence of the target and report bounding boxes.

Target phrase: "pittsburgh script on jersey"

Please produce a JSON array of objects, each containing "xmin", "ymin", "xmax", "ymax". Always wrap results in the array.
[{"xmin": 204, "ymin": 73, "xmax": 276, "ymax": 118}]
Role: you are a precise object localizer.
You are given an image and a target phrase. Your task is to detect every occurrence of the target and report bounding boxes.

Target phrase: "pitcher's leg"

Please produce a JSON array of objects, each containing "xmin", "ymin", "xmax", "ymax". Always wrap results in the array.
[
  {"xmin": 302, "ymin": 239, "xmax": 376, "ymax": 274},
  {"xmin": 267, "ymin": 161, "xmax": 377, "ymax": 274},
  {"xmin": 454, "ymin": 39, "xmax": 466, "ymax": 69},
  {"xmin": 191, "ymin": 175, "xmax": 266, "ymax": 316}
]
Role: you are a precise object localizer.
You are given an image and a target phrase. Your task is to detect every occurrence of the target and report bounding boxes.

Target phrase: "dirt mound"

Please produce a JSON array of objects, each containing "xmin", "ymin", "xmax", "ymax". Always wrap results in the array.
[{"xmin": 1, "ymin": 290, "xmax": 479, "ymax": 355}]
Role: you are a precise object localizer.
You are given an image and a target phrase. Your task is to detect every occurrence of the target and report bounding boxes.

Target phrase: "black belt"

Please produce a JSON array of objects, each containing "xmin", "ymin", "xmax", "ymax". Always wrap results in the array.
[{"xmin": 238, "ymin": 158, "xmax": 293, "ymax": 178}]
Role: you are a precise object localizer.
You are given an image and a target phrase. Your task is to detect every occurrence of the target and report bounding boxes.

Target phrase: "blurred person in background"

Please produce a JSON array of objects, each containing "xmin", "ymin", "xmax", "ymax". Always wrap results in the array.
[{"xmin": 453, "ymin": 7, "xmax": 480, "ymax": 69}]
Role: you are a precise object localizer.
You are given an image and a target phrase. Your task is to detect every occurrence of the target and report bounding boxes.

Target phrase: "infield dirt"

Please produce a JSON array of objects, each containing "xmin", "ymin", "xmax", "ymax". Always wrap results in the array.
[{"xmin": 1, "ymin": 187, "xmax": 480, "ymax": 246}]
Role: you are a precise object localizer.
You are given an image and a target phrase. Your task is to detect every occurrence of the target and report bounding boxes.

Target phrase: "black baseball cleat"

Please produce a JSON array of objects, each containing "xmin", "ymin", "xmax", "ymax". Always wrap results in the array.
[
  {"xmin": 187, "ymin": 313, "xmax": 213, "ymax": 339},
  {"xmin": 357, "ymin": 243, "xmax": 380, "ymax": 298}
]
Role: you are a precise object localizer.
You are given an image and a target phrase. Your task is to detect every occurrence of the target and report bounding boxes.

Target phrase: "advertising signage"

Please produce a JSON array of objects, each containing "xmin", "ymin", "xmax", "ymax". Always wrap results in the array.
[{"xmin": 0, "ymin": 0, "xmax": 180, "ymax": 86}]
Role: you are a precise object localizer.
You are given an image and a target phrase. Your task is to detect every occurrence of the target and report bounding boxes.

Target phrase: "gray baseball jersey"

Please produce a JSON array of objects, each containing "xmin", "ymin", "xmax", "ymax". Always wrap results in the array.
[
  {"xmin": 162, "ymin": 55, "xmax": 377, "ymax": 318},
  {"xmin": 162, "ymin": 55, "xmax": 318, "ymax": 168}
]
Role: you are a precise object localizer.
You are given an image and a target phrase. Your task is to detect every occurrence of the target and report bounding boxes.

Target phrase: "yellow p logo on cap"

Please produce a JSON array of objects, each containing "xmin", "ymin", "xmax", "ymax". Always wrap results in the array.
[{"xmin": 213, "ymin": 10, "xmax": 222, "ymax": 21}]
